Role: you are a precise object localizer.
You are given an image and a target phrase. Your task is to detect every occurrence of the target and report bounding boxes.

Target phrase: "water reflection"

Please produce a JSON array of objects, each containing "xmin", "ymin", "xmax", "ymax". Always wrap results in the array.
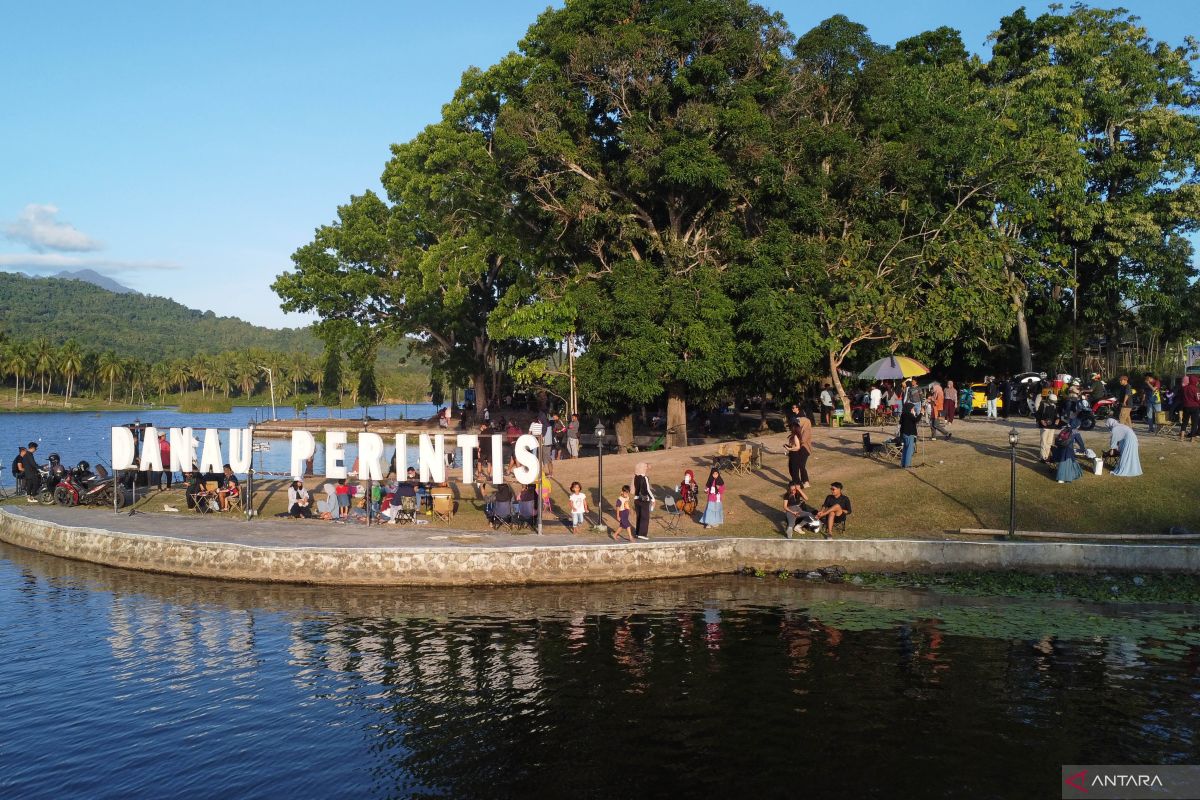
[{"xmin": 1, "ymin": 542, "xmax": 1198, "ymax": 799}]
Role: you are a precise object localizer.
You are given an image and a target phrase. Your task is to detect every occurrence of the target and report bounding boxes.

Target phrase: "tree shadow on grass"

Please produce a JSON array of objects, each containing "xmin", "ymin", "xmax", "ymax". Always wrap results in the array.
[
  {"xmin": 739, "ymin": 493, "xmax": 787, "ymax": 537},
  {"xmin": 901, "ymin": 469, "xmax": 985, "ymax": 528}
]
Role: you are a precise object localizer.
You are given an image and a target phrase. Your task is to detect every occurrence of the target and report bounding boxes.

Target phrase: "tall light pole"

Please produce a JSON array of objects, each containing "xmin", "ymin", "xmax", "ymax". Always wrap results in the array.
[
  {"xmin": 594, "ymin": 421, "xmax": 606, "ymax": 531},
  {"xmin": 1008, "ymin": 428, "xmax": 1019, "ymax": 540},
  {"xmin": 258, "ymin": 366, "xmax": 276, "ymax": 421}
]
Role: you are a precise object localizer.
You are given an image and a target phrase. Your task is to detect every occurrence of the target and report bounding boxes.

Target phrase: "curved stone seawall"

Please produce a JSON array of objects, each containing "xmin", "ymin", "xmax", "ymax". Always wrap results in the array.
[{"xmin": 1, "ymin": 509, "xmax": 1197, "ymax": 586}]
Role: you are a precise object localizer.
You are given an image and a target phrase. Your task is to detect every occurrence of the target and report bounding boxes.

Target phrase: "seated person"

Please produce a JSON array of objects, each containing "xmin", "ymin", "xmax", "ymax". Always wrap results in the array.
[
  {"xmin": 287, "ymin": 480, "xmax": 313, "ymax": 518},
  {"xmin": 183, "ymin": 471, "xmax": 206, "ymax": 510},
  {"xmin": 814, "ymin": 482, "xmax": 851, "ymax": 539},
  {"xmin": 782, "ymin": 482, "xmax": 817, "ymax": 537},
  {"xmin": 217, "ymin": 464, "xmax": 240, "ymax": 511}
]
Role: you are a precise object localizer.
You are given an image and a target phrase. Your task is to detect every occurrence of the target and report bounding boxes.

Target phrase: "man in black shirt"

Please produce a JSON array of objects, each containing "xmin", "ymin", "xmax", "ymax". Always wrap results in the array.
[
  {"xmin": 815, "ymin": 482, "xmax": 851, "ymax": 539},
  {"xmin": 21, "ymin": 442, "xmax": 40, "ymax": 499},
  {"xmin": 11, "ymin": 446, "xmax": 27, "ymax": 494}
]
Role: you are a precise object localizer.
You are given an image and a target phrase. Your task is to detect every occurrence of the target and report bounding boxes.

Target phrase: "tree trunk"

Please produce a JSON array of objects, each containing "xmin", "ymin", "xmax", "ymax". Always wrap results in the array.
[
  {"xmin": 829, "ymin": 350, "xmax": 851, "ymax": 418},
  {"xmin": 615, "ymin": 413, "xmax": 634, "ymax": 453},
  {"xmin": 758, "ymin": 395, "xmax": 769, "ymax": 431},
  {"xmin": 666, "ymin": 382, "xmax": 688, "ymax": 448},
  {"xmin": 1014, "ymin": 290, "xmax": 1033, "ymax": 373},
  {"xmin": 472, "ymin": 372, "xmax": 489, "ymax": 416}
]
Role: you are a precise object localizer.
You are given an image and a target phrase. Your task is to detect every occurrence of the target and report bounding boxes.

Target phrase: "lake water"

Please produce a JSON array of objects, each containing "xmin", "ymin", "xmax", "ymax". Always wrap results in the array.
[
  {"xmin": 1, "ymin": 544, "xmax": 1197, "ymax": 799},
  {"xmin": 0, "ymin": 404, "xmax": 439, "ymax": 481}
]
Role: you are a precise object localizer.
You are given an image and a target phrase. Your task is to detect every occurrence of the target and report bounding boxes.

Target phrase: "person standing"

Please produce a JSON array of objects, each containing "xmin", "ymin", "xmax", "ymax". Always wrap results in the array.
[
  {"xmin": 1036, "ymin": 393, "xmax": 1061, "ymax": 463},
  {"xmin": 943, "ymin": 380, "xmax": 957, "ymax": 425},
  {"xmin": 632, "ymin": 462, "xmax": 655, "ymax": 541},
  {"xmin": 903, "ymin": 379, "xmax": 923, "ymax": 407},
  {"xmin": 614, "ymin": 486, "xmax": 635, "ymax": 543},
  {"xmin": 1182, "ymin": 375, "xmax": 1200, "ymax": 440},
  {"xmin": 985, "ymin": 377, "xmax": 999, "ymax": 419},
  {"xmin": 819, "ymin": 384, "xmax": 834, "ymax": 426},
  {"xmin": 700, "ymin": 467, "xmax": 725, "ymax": 529},
  {"xmin": 1141, "ymin": 373, "xmax": 1160, "ymax": 433},
  {"xmin": 567, "ymin": 481, "xmax": 588, "ymax": 534},
  {"xmin": 157, "ymin": 432, "xmax": 173, "ymax": 489},
  {"xmin": 869, "ymin": 384, "xmax": 883, "ymax": 414},
  {"xmin": 899, "ymin": 402, "xmax": 919, "ymax": 468},
  {"xmin": 21, "ymin": 442, "xmax": 40, "ymax": 499},
  {"xmin": 11, "ymin": 446, "xmax": 26, "ymax": 495},
  {"xmin": 928, "ymin": 381, "xmax": 952, "ymax": 441},
  {"xmin": 784, "ymin": 422, "xmax": 806, "ymax": 486},
  {"xmin": 1114, "ymin": 375, "xmax": 1133, "ymax": 426},
  {"xmin": 566, "ymin": 413, "xmax": 580, "ymax": 458},
  {"xmin": 999, "ymin": 376, "xmax": 1011, "ymax": 419}
]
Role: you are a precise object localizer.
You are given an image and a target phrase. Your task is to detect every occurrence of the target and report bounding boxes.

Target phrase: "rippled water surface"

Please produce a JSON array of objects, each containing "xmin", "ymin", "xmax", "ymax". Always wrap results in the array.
[{"xmin": 1, "ymin": 545, "xmax": 1197, "ymax": 799}]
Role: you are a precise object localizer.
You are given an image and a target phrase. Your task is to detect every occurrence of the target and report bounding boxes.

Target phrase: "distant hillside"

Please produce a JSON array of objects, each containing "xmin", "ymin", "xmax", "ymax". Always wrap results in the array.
[
  {"xmin": 52, "ymin": 269, "xmax": 134, "ymax": 294},
  {"xmin": 0, "ymin": 271, "xmax": 319, "ymax": 360}
]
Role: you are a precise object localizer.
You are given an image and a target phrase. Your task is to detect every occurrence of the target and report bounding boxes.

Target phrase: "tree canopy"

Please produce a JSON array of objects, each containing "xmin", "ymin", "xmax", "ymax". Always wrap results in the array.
[{"xmin": 275, "ymin": 0, "xmax": 1200, "ymax": 436}]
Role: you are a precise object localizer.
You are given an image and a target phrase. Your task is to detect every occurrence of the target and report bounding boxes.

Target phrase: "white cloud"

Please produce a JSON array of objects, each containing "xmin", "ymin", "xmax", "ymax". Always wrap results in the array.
[
  {"xmin": 0, "ymin": 253, "xmax": 180, "ymax": 272},
  {"xmin": 3, "ymin": 203, "xmax": 103, "ymax": 252}
]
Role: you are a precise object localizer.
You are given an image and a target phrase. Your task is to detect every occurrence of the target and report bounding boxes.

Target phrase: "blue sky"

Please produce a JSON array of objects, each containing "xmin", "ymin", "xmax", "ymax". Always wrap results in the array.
[{"xmin": 1, "ymin": 0, "xmax": 1194, "ymax": 329}]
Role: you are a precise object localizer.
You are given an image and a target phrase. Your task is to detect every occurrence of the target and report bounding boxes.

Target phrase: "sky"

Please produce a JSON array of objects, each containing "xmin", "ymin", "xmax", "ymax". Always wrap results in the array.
[{"xmin": 1, "ymin": 0, "xmax": 1195, "ymax": 330}]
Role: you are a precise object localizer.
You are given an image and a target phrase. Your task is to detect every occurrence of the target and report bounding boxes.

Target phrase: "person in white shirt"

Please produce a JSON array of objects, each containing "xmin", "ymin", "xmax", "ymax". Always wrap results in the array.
[
  {"xmin": 567, "ymin": 481, "xmax": 588, "ymax": 534},
  {"xmin": 869, "ymin": 385, "xmax": 882, "ymax": 410},
  {"xmin": 819, "ymin": 384, "xmax": 834, "ymax": 426},
  {"xmin": 287, "ymin": 480, "xmax": 313, "ymax": 518}
]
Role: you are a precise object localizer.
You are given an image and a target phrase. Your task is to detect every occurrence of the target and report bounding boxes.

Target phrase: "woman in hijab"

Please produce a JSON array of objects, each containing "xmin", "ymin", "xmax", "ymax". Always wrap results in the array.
[
  {"xmin": 632, "ymin": 462, "xmax": 655, "ymax": 541},
  {"xmin": 677, "ymin": 469, "xmax": 698, "ymax": 516},
  {"xmin": 700, "ymin": 466, "xmax": 725, "ymax": 529},
  {"xmin": 1051, "ymin": 422, "xmax": 1088, "ymax": 484},
  {"xmin": 1105, "ymin": 418, "xmax": 1143, "ymax": 477}
]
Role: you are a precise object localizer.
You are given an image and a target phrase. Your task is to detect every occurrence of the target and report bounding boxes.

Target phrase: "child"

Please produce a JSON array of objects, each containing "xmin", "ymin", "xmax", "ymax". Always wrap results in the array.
[
  {"xmin": 567, "ymin": 481, "xmax": 588, "ymax": 535},
  {"xmin": 614, "ymin": 485, "xmax": 634, "ymax": 543}
]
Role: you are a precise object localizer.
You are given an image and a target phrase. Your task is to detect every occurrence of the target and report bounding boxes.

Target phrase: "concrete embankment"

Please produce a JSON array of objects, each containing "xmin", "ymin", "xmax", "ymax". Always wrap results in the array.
[{"xmin": 0, "ymin": 508, "xmax": 1197, "ymax": 586}]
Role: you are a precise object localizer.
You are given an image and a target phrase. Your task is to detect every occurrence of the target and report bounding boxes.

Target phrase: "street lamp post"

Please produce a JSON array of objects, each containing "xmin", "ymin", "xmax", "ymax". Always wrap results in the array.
[
  {"xmin": 594, "ymin": 422, "xmax": 606, "ymax": 531},
  {"xmin": 1008, "ymin": 428, "xmax": 1019, "ymax": 539},
  {"xmin": 258, "ymin": 366, "xmax": 276, "ymax": 421}
]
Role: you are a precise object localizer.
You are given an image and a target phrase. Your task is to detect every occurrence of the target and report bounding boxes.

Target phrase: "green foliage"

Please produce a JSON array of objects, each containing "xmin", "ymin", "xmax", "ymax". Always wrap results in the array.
[
  {"xmin": 177, "ymin": 392, "xmax": 233, "ymax": 413},
  {"xmin": 0, "ymin": 271, "xmax": 319, "ymax": 359}
]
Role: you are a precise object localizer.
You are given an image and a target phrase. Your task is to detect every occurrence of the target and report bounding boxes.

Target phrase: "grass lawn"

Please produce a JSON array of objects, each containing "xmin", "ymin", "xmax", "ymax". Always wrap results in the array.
[{"xmin": 65, "ymin": 414, "xmax": 1194, "ymax": 542}]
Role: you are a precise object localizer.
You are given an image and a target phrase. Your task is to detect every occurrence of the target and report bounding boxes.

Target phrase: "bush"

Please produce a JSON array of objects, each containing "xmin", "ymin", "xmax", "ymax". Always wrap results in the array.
[{"xmin": 176, "ymin": 392, "xmax": 233, "ymax": 413}]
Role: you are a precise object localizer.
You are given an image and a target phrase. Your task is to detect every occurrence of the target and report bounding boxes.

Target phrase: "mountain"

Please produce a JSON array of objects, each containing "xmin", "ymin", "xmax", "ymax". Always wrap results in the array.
[
  {"xmin": 0, "ymin": 271, "xmax": 319, "ymax": 360},
  {"xmin": 52, "ymin": 269, "xmax": 134, "ymax": 294}
]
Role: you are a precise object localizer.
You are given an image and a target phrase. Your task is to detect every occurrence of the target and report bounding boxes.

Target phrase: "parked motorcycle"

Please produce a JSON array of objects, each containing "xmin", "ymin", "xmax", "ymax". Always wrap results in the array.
[{"xmin": 53, "ymin": 462, "xmax": 126, "ymax": 508}]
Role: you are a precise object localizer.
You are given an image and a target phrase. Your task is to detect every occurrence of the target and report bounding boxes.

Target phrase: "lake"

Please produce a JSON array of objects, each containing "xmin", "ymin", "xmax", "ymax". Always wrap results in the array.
[
  {"xmin": 0, "ymin": 404, "xmax": 439, "ymax": 481},
  {"xmin": 1, "ymin": 543, "xmax": 1197, "ymax": 799}
]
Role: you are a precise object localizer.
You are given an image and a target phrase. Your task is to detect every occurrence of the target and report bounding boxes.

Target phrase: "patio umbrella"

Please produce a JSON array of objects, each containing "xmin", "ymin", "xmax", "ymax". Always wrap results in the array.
[{"xmin": 857, "ymin": 355, "xmax": 930, "ymax": 381}]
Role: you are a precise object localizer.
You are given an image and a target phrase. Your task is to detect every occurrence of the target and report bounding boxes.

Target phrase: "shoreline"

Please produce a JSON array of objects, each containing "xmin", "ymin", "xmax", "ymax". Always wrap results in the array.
[{"xmin": 2, "ymin": 506, "xmax": 1198, "ymax": 587}]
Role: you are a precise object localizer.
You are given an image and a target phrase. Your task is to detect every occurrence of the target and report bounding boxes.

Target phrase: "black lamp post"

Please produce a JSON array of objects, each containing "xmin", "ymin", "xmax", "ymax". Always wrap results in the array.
[
  {"xmin": 1008, "ymin": 428, "xmax": 1019, "ymax": 539},
  {"xmin": 594, "ymin": 421, "xmax": 606, "ymax": 530}
]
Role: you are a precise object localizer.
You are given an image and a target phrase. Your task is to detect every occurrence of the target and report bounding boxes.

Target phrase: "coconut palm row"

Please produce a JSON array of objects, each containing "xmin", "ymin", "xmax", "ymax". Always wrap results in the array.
[{"xmin": 0, "ymin": 338, "xmax": 327, "ymax": 407}]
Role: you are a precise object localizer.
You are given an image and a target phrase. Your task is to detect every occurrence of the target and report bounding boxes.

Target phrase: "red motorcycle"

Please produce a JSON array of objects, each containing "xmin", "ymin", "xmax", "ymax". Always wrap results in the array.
[{"xmin": 53, "ymin": 463, "xmax": 126, "ymax": 508}]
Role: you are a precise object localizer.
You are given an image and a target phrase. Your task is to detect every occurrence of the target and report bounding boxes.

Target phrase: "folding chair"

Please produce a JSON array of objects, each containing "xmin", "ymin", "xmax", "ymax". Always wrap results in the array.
[
  {"xmin": 396, "ymin": 495, "xmax": 418, "ymax": 524},
  {"xmin": 517, "ymin": 499, "xmax": 538, "ymax": 531},
  {"xmin": 734, "ymin": 446, "xmax": 753, "ymax": 475},
  {"xmin": 489, "ymin": 500, "xmax": 514, "ymax": 530},
  {"xmin": 659, "ymin": 495, "xmax": 685, "ymax": 533},
  {"xmin": 432, "ymin": 494, "xmax": 454, "ymax": 524}
]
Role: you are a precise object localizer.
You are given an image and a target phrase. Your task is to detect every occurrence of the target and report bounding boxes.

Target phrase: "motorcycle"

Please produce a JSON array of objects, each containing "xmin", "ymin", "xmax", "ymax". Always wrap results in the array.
[{"xmin": 53, "ymin": 462, "xmax": 126, "ymax": 508}]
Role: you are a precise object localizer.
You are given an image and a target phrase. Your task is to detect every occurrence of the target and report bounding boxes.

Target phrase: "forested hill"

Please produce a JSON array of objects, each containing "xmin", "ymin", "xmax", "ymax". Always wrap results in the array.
[{"xmin": 0, "ymin": 271, "xmax": 319, "ymax": 360}]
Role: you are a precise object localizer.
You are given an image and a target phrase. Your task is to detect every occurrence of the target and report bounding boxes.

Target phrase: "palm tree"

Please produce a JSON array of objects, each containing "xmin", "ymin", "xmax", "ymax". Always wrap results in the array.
[
  {"xmin": 150, "ymin": 362, "xmax": 172, "ymax": 405},
  {"xmin": 192, "ymin": 355, "xmax": 213, "ymax": 397},
  {"xmin": 58, "ymin": 340, "xmax": 83, "ymax": 407},
  {"xmin": 125, "ymin": 358, "xmax": 150, "ymax": 405},
  {"xmin": 31, "ymin": 337, "xmax": 55, "ymax": 402},
  {"xmin": 168, "ymin": 359, "xmax": 191, "ymax": 395},
  {"xmin": 233, "ymin": 355, "xmax": 258, "ymax": 398},
  {"xmin": 3, "ymin": 344, "xmax": 29, "ymax": 406},
  {"xmin": 97, "ymin": 351, "xmax": 124, "ymax": 403}
]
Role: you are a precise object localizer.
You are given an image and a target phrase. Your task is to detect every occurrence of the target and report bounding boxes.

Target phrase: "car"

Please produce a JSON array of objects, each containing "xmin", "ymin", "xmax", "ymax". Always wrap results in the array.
[{"xmin": 968, "ymin": 383, "xmax": 1004, "ymax": 414}]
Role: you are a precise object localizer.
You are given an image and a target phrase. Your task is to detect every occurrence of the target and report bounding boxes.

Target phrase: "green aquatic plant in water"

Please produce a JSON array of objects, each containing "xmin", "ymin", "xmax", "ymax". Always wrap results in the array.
[{"xmin": 849, "ymin": 571, "xmax": 1200, "ymax": 605}]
